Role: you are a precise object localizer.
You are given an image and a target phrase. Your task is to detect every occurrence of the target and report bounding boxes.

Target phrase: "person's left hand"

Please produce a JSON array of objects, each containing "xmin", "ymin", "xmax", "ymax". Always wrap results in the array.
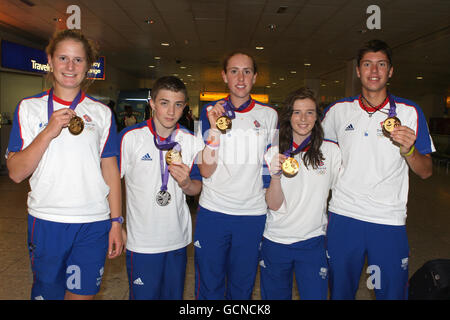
[
  {"xmin": 169, "ymin": 163, "xmax": 192, "ymax": 189},
  {"xmin": 108, "ymin": 223, "xmax": 124, "ymax": 259},
  {"xmin": 390, "ymin": 125, "xmax": 416, "ymax": 154}
]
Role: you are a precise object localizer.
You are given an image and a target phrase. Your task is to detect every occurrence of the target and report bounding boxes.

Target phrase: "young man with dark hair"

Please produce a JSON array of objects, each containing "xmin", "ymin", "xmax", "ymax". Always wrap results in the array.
[
  {"xmin": 322, "ymin": 39, "xmax": 434, "ymax": 300},
  {"xmin": 118, "ymin": 76, "xmax": 204, "ymax": 299},
  {"xmin": 357, "ymin": 39, "xmax": 393, "ymax": 66}
]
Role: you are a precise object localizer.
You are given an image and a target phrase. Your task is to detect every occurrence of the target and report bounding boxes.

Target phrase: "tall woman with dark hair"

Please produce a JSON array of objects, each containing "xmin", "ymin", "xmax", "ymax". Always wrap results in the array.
[
  {"xmin": 195, "ymin": 51, "xmax": 278, "ymax": 300},
  {"xmin": 261, "ymin": 87, "xmax": 341, "ymax": 300}
]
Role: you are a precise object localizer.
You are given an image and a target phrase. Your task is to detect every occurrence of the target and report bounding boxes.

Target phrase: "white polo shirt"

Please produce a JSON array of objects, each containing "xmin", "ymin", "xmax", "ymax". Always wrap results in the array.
[
  {"xmin": 321, "ymin": 94, "xmax": 435, "ymax": 225},
  {"xmin": 263, "ymin": 140, "xmax": 341, "ymax": 244},
  {"xmin": 119, "ymin": 120, "xmax": 204, "ymax": 254},
  {"xmin": 198, "ymin": 97, "xmax": 278, "ymax": 216},
  {"xmin": 7, "ymin": 90, "xmax": 118, "ymax": 223}
]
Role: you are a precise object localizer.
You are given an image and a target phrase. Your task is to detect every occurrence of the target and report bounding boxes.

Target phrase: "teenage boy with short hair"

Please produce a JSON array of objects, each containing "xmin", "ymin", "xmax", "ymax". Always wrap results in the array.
[{"xmin": 118, "ymin": 76, "xmax": 204, "ymax": 299}]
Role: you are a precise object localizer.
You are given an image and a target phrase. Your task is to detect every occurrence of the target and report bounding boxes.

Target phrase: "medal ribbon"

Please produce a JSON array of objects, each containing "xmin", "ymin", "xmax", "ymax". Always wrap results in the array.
[
  {"xmin": 387, "ymin": 93, "xmax": 397, "ymax": 118},
  {"xmin": 222, "ymin": 97, "xmax": 252, "ymax": 119},
  {"xmin": 47, "ymin": 88, "xmax": 82, "ymax": 121},
  {"xmin": 158, "ymin": 140, "xmax": 170, "ymax": 192},
  {"xmin": 151, "ymin": 119, "xmax": 181, "ymax": 192},
  {"xmin": 283, "ymin": 135, "xmax": 311, "ymax": 157}
]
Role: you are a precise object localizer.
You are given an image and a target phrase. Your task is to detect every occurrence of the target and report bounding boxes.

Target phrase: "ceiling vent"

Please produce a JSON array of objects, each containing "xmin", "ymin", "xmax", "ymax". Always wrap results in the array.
[
  {"xmin": 20, "ymin": 0, "xmax": 35, "ymax": 7},
  {"xmin": 276, "ymin": 6, "xmax": 288, "ymax": 14}
]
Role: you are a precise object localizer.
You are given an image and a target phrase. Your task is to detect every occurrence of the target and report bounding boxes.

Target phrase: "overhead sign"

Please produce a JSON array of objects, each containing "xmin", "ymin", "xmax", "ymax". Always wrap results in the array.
[
  {"xmin": 86, "ymin": 56, "xmax": 105, "ymax": 80},
  {"xmin": 1, "ymin": 40, "xmax": 49, "ymax": 74},
  {"xmin": 200, "ymin": 92, "xmax": 269, "ymax": 103},
  {"xmin": 1, "ymin": 39, "xmax": 105, "ymax": 80}
]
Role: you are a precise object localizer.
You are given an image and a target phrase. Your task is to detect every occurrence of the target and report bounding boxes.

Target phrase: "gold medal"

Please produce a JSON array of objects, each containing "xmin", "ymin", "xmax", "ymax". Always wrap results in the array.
[
  {"xmin": 216, "ymin": 116, "xmax": 232, "ymax": 133},
  {"xmin": 68, "ymin": 115, "xmax": 84, "ymax": 135},
  {"xmin": 382, "ymin": 116, "xmax": 401, "ymax": 136},
  {"xmin": 165, "ymin": 149, "xmax": 182, "ymax": 165},
  {"xmin": 281, "ymin": 157, "xmax": 299, "ymax": 177}
]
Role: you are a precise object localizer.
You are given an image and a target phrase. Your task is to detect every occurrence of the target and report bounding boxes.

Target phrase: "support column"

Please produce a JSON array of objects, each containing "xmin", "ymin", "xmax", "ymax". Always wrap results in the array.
[
  {"xmin": 305, "ymin": 78, "xmax": 321, "ymax": 97},
  {"xmin": 345, "ymin": 58, "xmax": 360, "ymax": 97}
]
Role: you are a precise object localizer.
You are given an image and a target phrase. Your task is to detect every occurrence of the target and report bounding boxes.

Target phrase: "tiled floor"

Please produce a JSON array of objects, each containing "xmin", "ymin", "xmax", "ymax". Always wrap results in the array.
[{"xmin": 0, "ymin": 164, "xmax": 448, "ymax": 300}]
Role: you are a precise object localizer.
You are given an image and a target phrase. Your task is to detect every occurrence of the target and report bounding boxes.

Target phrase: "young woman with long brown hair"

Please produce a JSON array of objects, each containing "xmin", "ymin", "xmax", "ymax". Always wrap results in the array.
[{"xmin": 261, "ymin": 87, "xmax": 341, "ymax": 300}]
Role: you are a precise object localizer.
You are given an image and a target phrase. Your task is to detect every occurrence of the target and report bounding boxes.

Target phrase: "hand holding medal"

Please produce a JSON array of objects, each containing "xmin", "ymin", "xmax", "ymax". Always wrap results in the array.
[
  {"xmin": 390, "ymin": 125, "xmax": 417, "ymax": 157},
  {"xmin": 279, "ymin": 136, "xmax": 311, "ymax": 178},
  {"xmin": 45, "ymin": 108, "xmax": 76, "ymax": 139},
  {"xmin": 206, "ymin": 100, "xmax": 228, "ymax": 133},
  {"xmin": 215, "ymin": 101, "xmax": 234, "ymax": 133},
  {"xmin": 168, "ymin": 162, "xmax": 192, "ymax": 189},
  {"xmin": 207, "ymin": 98, "xmax": 252, "ymax": 133},
  {"xmin": 378, "ymin": 94, "xmax": 416, "ymax": 156},
  {"xmin": 270, "ymin": 153, "xmax": 300, "ymax": 178},
  {"xmin": 269, "ymin": 153, "xmax": 287, "ymax": 178},
  {"xmin": 381, "ymin": 94, "xmax": 402, "ymax": 138},
  {"xmin": 47, "ymin": 88, "xmax": 84, "ymax": 137},
  {"xmin": 165, "ymin": 144, "xmax": 182, "ymax": 165}
]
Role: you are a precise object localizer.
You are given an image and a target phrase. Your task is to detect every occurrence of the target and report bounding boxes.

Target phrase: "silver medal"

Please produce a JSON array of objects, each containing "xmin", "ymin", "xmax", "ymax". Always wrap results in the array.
[{"xmin": 156, "ymin": 190, "xmax": 171, "ymax": 206}]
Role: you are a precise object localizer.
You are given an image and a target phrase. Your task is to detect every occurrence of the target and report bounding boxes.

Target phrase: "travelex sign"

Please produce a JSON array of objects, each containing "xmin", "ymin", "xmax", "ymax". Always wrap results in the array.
[
  {"xmin": 1, "ymin": 40, "xmax": 105, "ymax": 79},
  {"xmin": 1, "ymin": 40, "xmax": 48, "ymax": 74},
  {"xmin": 86, "ymin": 56, "xmax": 105, "ymax": 80}
]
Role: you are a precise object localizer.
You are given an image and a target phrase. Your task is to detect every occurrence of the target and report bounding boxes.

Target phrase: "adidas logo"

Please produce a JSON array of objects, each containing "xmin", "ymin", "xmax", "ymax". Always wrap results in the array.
[
  {"xmin": 133, "ymin": 278, "xmax": 144, "ymax": 285},
  {"xmin": 345, "ymin": 124, "xmax": 354, "ymax": 131},
  {"xmin": 194, "ymin": 240, "xmax": 201, "ymax": 248},
  {"xmin": 141, "ymin": 153, "xmax": 152, "ymax": 161}
]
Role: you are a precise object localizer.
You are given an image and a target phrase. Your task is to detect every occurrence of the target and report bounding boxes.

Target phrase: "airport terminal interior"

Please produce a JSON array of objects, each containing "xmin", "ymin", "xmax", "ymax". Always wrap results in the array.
[{"xmin": 0, "ymin": 0, "xmax": 449, "ymax": 300}]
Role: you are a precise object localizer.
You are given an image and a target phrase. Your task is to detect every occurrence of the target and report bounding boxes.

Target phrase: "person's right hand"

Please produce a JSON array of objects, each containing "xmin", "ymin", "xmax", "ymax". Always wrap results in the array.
[
  {"xmin": 44, "ymin": 108, "xmax": 76, "ymax": 139},
  {"xmin": 206, "ymin": 100, "xmax": 226, "ymax": 129},
  {"xmin": 270, "ymin": 153, "xmax": 287, "ymax": 177}
]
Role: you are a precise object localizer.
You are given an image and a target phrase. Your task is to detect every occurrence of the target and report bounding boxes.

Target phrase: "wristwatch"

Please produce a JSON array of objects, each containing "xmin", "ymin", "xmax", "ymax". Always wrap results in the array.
[{"xmin": 111, "ymin": 216, "xmax": 124, "ymax": 224}]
